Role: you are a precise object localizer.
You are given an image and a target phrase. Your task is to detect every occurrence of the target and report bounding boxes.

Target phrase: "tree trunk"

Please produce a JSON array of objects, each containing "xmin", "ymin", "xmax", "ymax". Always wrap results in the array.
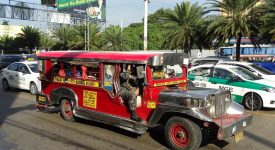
[{"xmin": 236, "ymin": 36, "xmax": 242, "ymax": 61}]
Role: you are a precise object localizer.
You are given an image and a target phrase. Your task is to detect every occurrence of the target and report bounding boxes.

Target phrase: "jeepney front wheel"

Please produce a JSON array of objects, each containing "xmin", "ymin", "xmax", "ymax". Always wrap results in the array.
[
  {"xmin": 165, "ymin": 117, "xmax": 202, "ymax": 150},
  {"xmin": 60, "ymin": 99, "xmax": 75, "ymax": 122},
  {"xmin": 243, "ymin": 93, "xmax": 263, "ymax": 110}
]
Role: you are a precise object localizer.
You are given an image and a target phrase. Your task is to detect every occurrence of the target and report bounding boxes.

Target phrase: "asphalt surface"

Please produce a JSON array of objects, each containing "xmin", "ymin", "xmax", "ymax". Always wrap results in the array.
[{"xmin": 1, "ymin": 87, "xmax": 275, "ymax": 150}]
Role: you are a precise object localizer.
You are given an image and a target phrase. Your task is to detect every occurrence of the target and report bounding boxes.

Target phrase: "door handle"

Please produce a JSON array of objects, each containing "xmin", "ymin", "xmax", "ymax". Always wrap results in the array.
[{"xmin": 211, "ymin": 82, "xmax": 217, "ymax": 84}]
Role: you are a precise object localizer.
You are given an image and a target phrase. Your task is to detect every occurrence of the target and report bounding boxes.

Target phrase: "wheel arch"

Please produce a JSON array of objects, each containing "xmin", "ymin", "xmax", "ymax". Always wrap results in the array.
[
  {"xmin": 50, "ymin": 87, "xmax": 78, "ymax": 107},
  {"xmin": 147, "ymin": 105, "xmax": 211, "ymax": 128},
  {"xmin": 158, "ymin": 112, "xmax": 205, "ymax": 127}
]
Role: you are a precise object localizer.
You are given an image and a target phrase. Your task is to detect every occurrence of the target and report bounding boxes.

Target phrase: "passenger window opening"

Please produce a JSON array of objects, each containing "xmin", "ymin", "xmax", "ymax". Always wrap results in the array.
[{"xmin": 52, "ymin": 61, "xmax": 100, "ymax": 80}]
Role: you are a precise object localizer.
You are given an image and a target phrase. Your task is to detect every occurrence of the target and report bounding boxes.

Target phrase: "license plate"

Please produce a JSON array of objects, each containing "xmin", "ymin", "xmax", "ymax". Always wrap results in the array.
[
  {"xmin": 38, "ymin": 96, "xmax": 46, "ymax": 102},
  {"xmin": 234, "ymin": 131, "xmax": 244, "ymax": 143}
]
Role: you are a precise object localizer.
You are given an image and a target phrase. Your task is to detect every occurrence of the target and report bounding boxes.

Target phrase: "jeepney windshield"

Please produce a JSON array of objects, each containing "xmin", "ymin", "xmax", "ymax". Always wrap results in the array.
[
  {"xmin": 152, "ymin": 64, "xmax": 183, "ymax": 79},
  {"xmin": 231, "ymin": 67, "xmax": 262, "ymax": 80}
]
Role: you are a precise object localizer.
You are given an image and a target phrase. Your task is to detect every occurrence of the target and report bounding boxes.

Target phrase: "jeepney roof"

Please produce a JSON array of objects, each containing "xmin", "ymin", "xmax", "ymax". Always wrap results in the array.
[{"xmin": 37, "ymin": 51, "xmax": 186, "ymax": 65}]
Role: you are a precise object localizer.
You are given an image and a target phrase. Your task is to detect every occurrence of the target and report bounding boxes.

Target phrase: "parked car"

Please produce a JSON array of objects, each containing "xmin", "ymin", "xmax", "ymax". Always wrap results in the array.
[
  {"xmin": 219, "ymin": 61, "xmax": 275, "ymax": 81},
  {"xmin": 0, "ymin": 54, "xmax": 37, "ymax": 70},
  {"xmin": 189, "ymin": 57, "xmax": 232, "ymax": 68},
  {"xmin": 188, "ymin": 64, "xmax": 275, "ymax": 110},
  {"xmin": 253, "ymin": 62, "xmax": 275, "ymax": 73},
  {"xmin": 0, "ymin": 61, "xmax": 41, "ymax": 94}
]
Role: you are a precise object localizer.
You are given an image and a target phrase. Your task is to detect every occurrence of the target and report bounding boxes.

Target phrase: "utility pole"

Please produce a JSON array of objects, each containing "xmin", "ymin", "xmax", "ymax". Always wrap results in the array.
[
  {"xmin": 84, "ymin": 16, "xmax": 87, "ymax": 51},
  {"xmin": 144, "ymin": 0, "xmax": 149, "ymax": 51},
  {"xmin": 120, "ymin": 19, "xmax": 127, "ymax": 46},
  {"xmin": 87, "ymin": 18, "xmax": 90, "ymax": 51}
]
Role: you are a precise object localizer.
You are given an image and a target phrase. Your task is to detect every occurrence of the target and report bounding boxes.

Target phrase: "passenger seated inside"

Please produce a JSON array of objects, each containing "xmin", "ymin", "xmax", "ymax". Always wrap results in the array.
[{"xmin": 58, "ymin": 63, "xmax": 65, "ymax": 77}]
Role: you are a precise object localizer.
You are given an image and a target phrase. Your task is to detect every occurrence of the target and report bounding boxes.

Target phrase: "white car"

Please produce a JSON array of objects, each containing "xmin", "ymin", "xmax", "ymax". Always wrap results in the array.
[
  {"xmin": 0, "ymin": 61, "xmax": 41, "ymax": 94},
  {"xmin": 219, "ymin": 61, "xmax": 275, "ymax": 81},
  {"xmin": 188, "ymin": 64, "xmax": 275, "ymax": 110}
]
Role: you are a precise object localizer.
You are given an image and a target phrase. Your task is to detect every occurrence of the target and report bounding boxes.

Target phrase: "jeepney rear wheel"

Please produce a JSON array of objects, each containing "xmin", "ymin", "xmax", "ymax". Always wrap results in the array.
[
  {"xmin": 165, "ymin": 117, "xmax": 202, "ymax": 150},
  {"xmin": 2, "ymin": 79, "xmax": 9, "ymax": 90},
  {"xmin": 60, "ymin": 99, "xmax": 75, "ymax": 122},
  {"xmin": 243, "ymin": 93, "xmax": 263, "ymax": 111}
]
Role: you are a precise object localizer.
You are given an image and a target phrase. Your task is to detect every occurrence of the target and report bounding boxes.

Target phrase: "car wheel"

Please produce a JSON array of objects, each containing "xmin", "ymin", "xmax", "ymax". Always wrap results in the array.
[
  {"xmin": 60, "ymin": 99, "xmax": 75, "ymax": 122},
  {"xmin": 2, "ymin": 79, "xmax": 9, "ymax": 90},
  {"xmin": 165, "ymin": 117, "xmax": 202, "ymax": 150},
  {"xmin": 29, "ymin": 83, "xmax": 38, "ymax": 95},
  {"xmin": 243, "ymin": 93, "xmax": 263, "ymax": 110}
]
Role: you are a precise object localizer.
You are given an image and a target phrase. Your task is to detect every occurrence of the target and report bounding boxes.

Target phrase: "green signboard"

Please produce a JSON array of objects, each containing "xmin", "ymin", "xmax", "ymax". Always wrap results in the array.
[{"xmin": 57, "ymin": 0, "xmax": 106, "ymax": 21}]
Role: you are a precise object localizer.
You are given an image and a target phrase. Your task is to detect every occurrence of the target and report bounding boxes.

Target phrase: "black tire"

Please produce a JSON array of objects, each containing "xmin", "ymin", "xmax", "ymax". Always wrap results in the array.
[
  {"xmin": 60, "ymin": 99, "xmax": 75, "ymax": 122},
  {"xmin": 165, "ymin": 117, "xmax": 202, "ymax": 150},
  {"xmin": 29, "ymin": 82, "xmax": 38, "ymax": 95},
  {"xmin": 243, "ymin": 93, "xmax": 263, "ymax": 110},
  {"xmin": 2, "ymin": 79, "xmax": 9, "ymax": 90}
]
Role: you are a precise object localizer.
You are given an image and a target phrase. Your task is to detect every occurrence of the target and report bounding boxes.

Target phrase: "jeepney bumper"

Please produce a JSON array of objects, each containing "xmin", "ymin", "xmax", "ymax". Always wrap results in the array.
[
  {"xmin": 36, "ymin": 93, "xmax": 60, "ymax": 113},
  {"xmin": 213, "ymin": 113, "xmax": 253, "ymax": 140}
]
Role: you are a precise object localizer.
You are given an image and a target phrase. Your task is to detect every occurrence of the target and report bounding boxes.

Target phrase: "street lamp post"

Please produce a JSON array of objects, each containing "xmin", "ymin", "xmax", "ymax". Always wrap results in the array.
[
  {"xmin": 120, "ymin": 19, "xmax": 127, "ymax": 46},
  {"xmin": 144, "ymin": 0, "xmax": 149, "ymax": 51}
]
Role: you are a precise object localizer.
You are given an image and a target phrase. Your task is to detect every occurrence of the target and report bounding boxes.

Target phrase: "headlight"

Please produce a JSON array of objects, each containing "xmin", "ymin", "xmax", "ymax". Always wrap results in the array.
[
  {"xmin": 263, "ymin": 87, "xmax": 275, "ymax": 93},
  {"xmin": 206, "ymin": 95, "xmax": 215, "ymax": 116}
]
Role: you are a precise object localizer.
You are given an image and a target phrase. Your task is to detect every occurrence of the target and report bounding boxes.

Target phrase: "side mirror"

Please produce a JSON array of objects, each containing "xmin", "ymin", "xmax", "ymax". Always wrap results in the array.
[{"xmin": 136, "ymin": 66, "xmax": 145, "ymax": 79}]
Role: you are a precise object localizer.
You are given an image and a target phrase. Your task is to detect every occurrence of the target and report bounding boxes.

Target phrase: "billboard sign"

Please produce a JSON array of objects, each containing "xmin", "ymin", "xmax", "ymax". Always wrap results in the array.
[{"xmin": 57, "ymin": 0, "xmax": 106, "ymax": 21}]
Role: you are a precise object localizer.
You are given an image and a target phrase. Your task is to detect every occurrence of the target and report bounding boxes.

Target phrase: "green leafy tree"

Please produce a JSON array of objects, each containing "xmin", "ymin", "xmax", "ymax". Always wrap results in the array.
[
  {"xmin": 17, "ymin": 26, "xmax": 41, "ymax": 54},
  {"xmin": 102, "ymin": 25, "xmax": 129, "ymax": 51},
  {"xmin": 52, "ymin": 25, "xmax": 74, "ymax": 50},
  {"xmin": 259, "ymin": 0, "xmax": 275, "ymax": 43},
  {"xmin": 0, "ymin": 35, "xmax": 13, "ymax": 53},
  {"xmin": 68, "ymin": 24, "xmax": 85, "ymax": 50},
  {"xmin": 123, "ymin": 9, "xmax": 169, "ymax": 50},
  {"xmin": 123, "ymin": 24, "xmax": 143, "ymax": 50},
  {"xmin": 207, "ymin": 0, "xmax": 262, "ymax": 61},
  {"xmin": 39, "ymin": 33, "xmax": 55, "ymax": 50},
  {"xmin": 162, "ymin": 2, "xmax": 206, "ymax": 54},
  {"xmin": 69, "ymin": 23, "xmax": 102, "ymax": 50}
]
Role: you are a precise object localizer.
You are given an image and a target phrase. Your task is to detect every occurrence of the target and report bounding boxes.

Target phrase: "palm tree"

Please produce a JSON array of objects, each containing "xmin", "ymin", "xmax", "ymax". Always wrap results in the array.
[
  {"xmin": 39, "ymin": 33, "xmax": 55, "ymax": 50},
  {"xmin": 207, "ymin": 0, "xmax": 262, "ymax": 61},
  {"xmin": 0, "ymin": 35, "xmax": 13, "ymax": 53},
  {"xmin": 53, "ymin": 25, "xmax": 74, "ymax": 50},
  {"xmin": 259, "ymin": 0, "xmax": 275, "ymax": 43},
  {"xmin": 17, "ymin": 26, "xmax": 41, "ymax": 54},
  {"xmin": 102, "ymin": 25, "xmax": 129, "ymax": 51},
  {"xmin": 161, "ymin": 1, "xmax": 206, "ymax": 54},
  {"xmin": 69, "ymin": 23, "xmax": 101, "ymax": 50}
]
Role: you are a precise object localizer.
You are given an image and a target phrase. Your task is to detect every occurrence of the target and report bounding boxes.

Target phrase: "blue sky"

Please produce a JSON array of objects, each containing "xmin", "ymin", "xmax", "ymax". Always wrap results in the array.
[{"xmin": 0, "ymin": 0, "xmax": 206, "ymax": 29}]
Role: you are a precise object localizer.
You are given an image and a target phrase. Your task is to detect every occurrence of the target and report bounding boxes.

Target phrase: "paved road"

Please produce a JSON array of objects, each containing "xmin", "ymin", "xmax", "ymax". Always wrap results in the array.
[{"xmin": 0, "ymin": 88, "xmax": 275, "ymax": 150}]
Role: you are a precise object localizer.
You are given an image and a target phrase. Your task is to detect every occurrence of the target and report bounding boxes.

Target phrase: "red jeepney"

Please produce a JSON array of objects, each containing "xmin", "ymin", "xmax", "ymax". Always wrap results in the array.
[{"xmin": 36, "ymin": 51, "xmax": 252, "ymax": 150}]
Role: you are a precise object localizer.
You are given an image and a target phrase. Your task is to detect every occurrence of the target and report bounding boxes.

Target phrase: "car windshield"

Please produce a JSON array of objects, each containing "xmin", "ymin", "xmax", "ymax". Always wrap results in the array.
[
  {"xmin": 152, "ymin": 64, "xmax": 183, "ymax": 80},
  {"xmin": 249, "ymin": 64, "xmax": 274, "ymax": 75},
  {"xmin": 231, "ymin": 67, "xmax": 262, "ymax": 80},
  {"xmin": 28, "ymin": 63, "xmax": 38, "ymax": 73}
]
